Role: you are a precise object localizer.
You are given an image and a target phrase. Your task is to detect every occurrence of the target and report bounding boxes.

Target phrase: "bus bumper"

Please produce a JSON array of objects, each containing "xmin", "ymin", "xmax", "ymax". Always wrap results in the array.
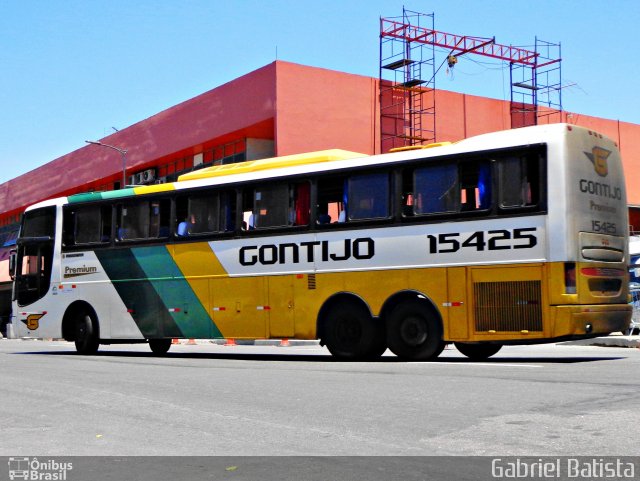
[{"xmin": 551, "ymin": 304, "xmax": 632, "ymax": 337}]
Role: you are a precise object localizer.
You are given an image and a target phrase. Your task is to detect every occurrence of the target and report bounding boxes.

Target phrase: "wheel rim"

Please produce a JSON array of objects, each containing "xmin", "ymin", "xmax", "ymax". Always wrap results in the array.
[
  {"xmin": 400, "ymin": 315, "xmax": 428, "ymax": 346},
  {"xmin": 335, "ymin": 316, "xmax": 362, "ymax": 348},
  {"xmin": 76, "ymin": 316, "xmax": 89, "ymax": 341}
]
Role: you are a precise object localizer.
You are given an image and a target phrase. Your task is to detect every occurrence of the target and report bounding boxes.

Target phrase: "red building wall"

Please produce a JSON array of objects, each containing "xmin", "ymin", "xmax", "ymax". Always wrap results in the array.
[{"xmin": 274, "ymin": 62, "xmax": 379, "ymax": 156}]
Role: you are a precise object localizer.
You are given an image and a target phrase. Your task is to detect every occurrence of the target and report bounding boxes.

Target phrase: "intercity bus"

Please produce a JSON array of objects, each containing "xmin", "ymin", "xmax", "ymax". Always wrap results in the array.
[{"xmin": 9, "ymin": 123, "xmax": 631, "ymax": 360}]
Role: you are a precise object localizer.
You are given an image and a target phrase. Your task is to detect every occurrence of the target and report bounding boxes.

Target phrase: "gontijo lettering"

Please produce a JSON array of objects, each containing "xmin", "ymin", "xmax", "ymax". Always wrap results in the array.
[
  {"xmin": 579, "ymin": 179, "xmax": 622, "ymax": 200},
  {"xmin": 239, "ymin": 238, "xmax": 375, "ymax": 266}
]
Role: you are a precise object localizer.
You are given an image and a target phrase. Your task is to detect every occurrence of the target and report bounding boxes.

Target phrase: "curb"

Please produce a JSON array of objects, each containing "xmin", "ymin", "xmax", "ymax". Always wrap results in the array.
[{"xmin": 560, "ymin": 335, "xmax": 640, "ymax": 348}]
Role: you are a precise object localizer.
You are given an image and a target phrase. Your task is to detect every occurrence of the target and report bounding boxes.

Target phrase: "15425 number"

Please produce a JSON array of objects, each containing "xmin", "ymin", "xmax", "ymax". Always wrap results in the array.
[{"xmin": 426, "ymin": 228, "xmax": 537, "ymax": 254}]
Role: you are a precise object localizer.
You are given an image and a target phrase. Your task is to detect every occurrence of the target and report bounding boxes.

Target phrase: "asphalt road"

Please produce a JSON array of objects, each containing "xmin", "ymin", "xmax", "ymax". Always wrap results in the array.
[{"xmin": 1, "ymin": 339, "xmax": 639, "ymax": 457}]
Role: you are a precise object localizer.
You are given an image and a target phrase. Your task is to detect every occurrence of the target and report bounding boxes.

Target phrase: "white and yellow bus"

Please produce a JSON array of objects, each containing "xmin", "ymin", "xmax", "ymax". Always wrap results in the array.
[{"xmin": 9, "ymin": 123, "xmax": 631, "ymax": 360}]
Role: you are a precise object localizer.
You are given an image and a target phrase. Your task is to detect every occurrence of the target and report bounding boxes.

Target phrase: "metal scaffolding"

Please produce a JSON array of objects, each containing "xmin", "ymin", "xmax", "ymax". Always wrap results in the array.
[
  {"xmin": 379, "ymin": 9, "xmax": 436, "ymax": 153},
  {"xmin": 379, "ymin": 9, "xmax": 562, "ymax": 151}
]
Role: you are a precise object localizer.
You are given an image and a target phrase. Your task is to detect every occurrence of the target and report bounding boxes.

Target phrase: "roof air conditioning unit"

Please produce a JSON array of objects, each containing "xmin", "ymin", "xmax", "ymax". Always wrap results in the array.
[{"xmin": 142, "ymin": 169, "xmax": 156, "ymax": 184}]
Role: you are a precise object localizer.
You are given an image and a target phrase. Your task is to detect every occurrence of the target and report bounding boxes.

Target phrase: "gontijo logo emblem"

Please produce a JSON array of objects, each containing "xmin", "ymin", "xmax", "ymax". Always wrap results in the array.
[
  {"xmin": 584, "ymin": 146, "xmax": 611, "ymax": 177},
  {"xmin": 20, "ymin": 313, "xmax": 45, "ymax": 330}
]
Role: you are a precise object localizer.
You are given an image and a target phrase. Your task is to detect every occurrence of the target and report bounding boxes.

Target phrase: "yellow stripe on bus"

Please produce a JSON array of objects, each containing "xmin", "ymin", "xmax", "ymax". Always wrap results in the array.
[
  {"xmin": 177, "ymin": 149, "xmax": 367, "ymax": 182},
  {"xmin": 133, "ymin": 183, "xmax": 176, "ymax": 195}
]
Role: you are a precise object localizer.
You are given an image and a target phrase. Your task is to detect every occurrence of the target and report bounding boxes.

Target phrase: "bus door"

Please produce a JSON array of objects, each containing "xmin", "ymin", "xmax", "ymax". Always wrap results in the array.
[
  {"xmin": 13, "ymin": 206, "xmax": 56, "ymax": 308},
  {"xmin": 14, "ymin": 237, "xmax": 54, "ymax": 307},
  {"xmin": 267, "ymin": 276, "xmax": 295, "ymax": 338},
  {"xmin": 446, "ymin": 267, "xmax": 469, "ymax": 340}
]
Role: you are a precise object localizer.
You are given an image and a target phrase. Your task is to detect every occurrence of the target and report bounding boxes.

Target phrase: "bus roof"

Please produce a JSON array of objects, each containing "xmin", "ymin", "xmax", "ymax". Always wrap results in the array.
[{"xmin": 177, "ymin": 149, "xmax": 367, "ymax": 182}]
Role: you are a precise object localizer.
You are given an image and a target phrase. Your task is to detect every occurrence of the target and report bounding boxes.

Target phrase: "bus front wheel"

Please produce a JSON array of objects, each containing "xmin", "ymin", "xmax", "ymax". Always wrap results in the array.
[
  {"xmin": 323, "ymin": 302, "xmax": 385, "ymax": 360},
  {"xmin": 149, "ymin": 339, "xmax": 172, "ymax": 356},
  {"xmin": 386, "ymin": 301, "xmax": 444, "ymax": 361},
  {"xmin": 75, "ymin": 312, "xmax": 99, "ymax": 355},
  {"xmin": 454, "ymin": 342, "xmax": 502, "ymax": 360}
]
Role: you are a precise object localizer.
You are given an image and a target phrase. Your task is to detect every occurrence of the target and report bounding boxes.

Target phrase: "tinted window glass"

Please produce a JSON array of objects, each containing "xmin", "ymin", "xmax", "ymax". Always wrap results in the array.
[
  {"xmin": 242, "ymin": 182, "xmax": 309, "ymax": 230},
  {"xmin": 119, "ymin": 203, "xmax": 149, "ymax": 240},
  {"xmin": 348, "ymin": 173, "xmax": 390, "ymax": 220},
  {"xmin": 75, "ymin": 205, "xmax": 111, "ymax": 244},
  {"xmin": 414, "ymin": 164, "xmax": 458, "ymax": 214},
  {"xmin": 499, "ymin": 154, "xmax": 539, "ymax": 208},
  {"xmin": 22, "ymin": 207, "xmax": 56, "ymax": 238},
  {"xmin": 413, "ymin": 160, "xmax": 491, "ymax": 215},
  {"xmin": 176, "ymin": 191, "xmax": 235, "ymax": 236}
]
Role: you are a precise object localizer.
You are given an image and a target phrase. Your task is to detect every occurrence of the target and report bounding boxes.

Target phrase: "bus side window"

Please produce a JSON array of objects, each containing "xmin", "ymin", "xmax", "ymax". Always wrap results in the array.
[
  {"xmin": 73, "ymin": 205, "xmax": 112, "ymax": 244},
  {"xmin": 149, "ymin": 199, "xmax": 170, "ymax": 238},
  {"xmin": 292, "ymin": 182, "xmax": 310, "ymax": 226},
  {"xmin": 218, "ymin": 191, "xmax": 236, "ymax": 232},
  {"xmin": 401, "ymin": 170, "xmax": 414, "ymax": 217},
  {"xmin": 499, "ymin": 154, "xmax": 539, "ymax": 208},
  {"xmin": 175, "ymin": 196, "xmax": 189, "ymax": 236},
  {"xmin": 119, "ymin": 202, "xmax": 150, "ymax": 240},
  {"xmin": 347, "ymin": 173, "xmax": 390, "ymax": 220},
  {"xmin": 187, "ymin": 194, "xmax": 218, "ymax": 234},
  {"xmin": 414, "ymin": 164, "xmax": 458, "ymax": 214},
  {"xmin": 413, "ymin": 161, "xmax": 491, "ymax": 215},
  {"xmin": 459, "ymin": 161, "xmax": 491, "ymax": 211},
  {"xmin": 180, "ymin": 190, "xmax": 235, "ymax": 235},
  {"xmin": 244, "ymin": 184, "xmax": 290, "ymax": 229},
  {"xmin": 316, "ymin": 175, "xmax": 346, "ymax": 225}
]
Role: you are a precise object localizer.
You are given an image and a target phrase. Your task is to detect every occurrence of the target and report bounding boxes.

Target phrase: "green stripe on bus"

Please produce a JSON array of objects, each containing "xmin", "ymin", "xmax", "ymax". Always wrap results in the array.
[
  {"xmin": 131, "ymin": 246, "xmax": 222, "ymax": 339},
  {"xmin": 95, "ymin": 248, "xmax": 183, "ymax": 338},
  {"xmin": 68, "ymin": 188, "xmax": 137, "ymax": 204}
]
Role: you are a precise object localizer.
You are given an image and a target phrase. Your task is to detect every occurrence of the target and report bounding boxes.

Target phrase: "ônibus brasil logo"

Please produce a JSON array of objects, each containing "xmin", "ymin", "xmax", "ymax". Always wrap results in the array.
[{"xmin": 7, "ymin": 457, "xmax": 73, "ymax": 480}]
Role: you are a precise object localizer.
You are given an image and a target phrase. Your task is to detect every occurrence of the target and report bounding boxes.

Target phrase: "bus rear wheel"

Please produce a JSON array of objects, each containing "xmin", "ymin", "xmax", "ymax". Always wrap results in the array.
[
  {"xmin": 75, "ymin": 312, "xmax": 99, "ymax": 355},
  {"xmin": 454, "ymin": 343, "xmax": 502, "ymax": 360},
  {"xmin": 386, "ymin": 300, "xmax": 444, "ymax": 361},
  {"xmin": 323, "ymin": 302, "xmax": 385, "ymax": 360},
  {"xmin": 149, "ymin": 339, "xmax": 172, "ymax": 355}
]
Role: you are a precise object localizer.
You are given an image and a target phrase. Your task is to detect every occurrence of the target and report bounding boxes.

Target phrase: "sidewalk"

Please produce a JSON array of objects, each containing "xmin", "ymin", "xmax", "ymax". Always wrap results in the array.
[{"xmin": 560, "ymin": 333, "xmax": 640, "ymax": 348}]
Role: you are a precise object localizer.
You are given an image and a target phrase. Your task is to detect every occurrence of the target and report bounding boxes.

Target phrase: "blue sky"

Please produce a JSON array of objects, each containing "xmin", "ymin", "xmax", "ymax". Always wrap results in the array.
[{"xmin": 1, "ymin": 0, "xmax": 638, "ymax": 184}]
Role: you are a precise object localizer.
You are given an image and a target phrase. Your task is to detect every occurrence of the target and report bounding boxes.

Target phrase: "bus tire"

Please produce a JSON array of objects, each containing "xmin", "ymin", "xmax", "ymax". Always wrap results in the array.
[
  {"xmin": 386, "ymin": 300, "xmax": 444, "ymax": 361},
  {"xmin": 323, "ymin": 302, "xmax": 384, "ymax": 360},
  {"xmin": 75, "ymin": 311, "xmax": 99, "ymax": 355},
  {"xmin": 149, "ymin": 339, "xmax": 172, "ymax": 355},
  {"xmin": 454, "ymin": 342, "xmax": 502, "ymax": 360}
]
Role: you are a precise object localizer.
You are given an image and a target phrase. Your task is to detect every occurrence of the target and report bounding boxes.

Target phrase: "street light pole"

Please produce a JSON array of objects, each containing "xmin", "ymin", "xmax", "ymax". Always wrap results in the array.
[{"xmin": 85, "ymin": 140, "xmax": 128, "ymax": 188}]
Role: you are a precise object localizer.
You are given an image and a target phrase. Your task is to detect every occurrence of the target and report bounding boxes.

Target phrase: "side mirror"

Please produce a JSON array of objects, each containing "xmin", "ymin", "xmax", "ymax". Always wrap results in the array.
[{"xmin": 8, "ymin": 250, "xmax": 16, "ymax": 279}]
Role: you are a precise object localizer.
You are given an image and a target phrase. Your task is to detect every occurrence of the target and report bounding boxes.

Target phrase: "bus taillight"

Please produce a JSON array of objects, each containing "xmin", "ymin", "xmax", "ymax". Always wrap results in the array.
[{"xmin": 580, "ymin": 267, "xmax": 626, "ymax": 277}]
